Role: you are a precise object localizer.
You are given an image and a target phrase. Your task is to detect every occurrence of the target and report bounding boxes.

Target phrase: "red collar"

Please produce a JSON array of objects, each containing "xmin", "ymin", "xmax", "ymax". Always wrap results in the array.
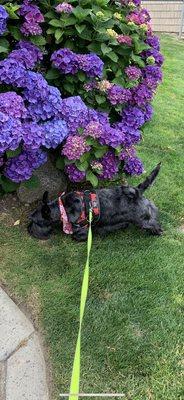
[{"xmin": 59, "ymin": 190, "xmax": 100, "ymax": 234}]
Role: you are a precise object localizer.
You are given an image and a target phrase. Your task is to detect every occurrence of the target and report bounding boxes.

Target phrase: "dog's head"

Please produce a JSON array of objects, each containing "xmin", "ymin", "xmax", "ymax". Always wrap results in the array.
[
  {"xmin": 28, "ymin": 191, "xmax": 83, "ymax": 239},
  {"xmin": 122, "ymin": 163, "xmax": 163, "ymax": 235},
  {"xmin": 28, "ymin": 192, "xmax": 53, "ymax": 239}
]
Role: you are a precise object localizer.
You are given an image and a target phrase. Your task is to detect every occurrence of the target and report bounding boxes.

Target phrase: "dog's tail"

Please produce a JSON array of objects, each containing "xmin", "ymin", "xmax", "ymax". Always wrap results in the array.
[{"xmin": 137, "ymin": 163, "xmax": 161, "ymax": 193}]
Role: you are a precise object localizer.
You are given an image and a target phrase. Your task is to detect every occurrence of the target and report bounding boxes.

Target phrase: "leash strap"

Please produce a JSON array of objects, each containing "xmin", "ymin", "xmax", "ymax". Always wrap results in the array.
[
  {"xmin": 69, "ymin": 209, "xmax": 93, "ymax": 400},
  {"xmin": 59, "ymin": 193, "xmax": 73, "ymax": 235}
]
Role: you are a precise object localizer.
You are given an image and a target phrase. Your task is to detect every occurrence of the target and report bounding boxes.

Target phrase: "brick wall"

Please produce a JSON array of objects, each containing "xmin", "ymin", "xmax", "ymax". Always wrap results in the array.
[{"xmin": 142, "ymin": 1, "xmax": 184, "ymax": 33}]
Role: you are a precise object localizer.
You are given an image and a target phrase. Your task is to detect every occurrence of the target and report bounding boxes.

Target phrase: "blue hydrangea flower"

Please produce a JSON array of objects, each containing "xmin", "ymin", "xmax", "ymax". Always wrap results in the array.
[
  {"xmin": 4, "ymin": 149, "xmax": 47, "ymax": 183},
  {"xmin": 0, "ymin": 6, "xmax": 8, "ymax": 36},
  {"xmin": 42, "ymin": 119, "xmax": 69, "ymax": 149}
]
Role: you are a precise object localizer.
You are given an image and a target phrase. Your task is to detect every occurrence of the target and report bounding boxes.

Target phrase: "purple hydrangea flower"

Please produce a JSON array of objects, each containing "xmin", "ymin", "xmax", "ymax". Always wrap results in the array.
[
  {"xmin": 125, "ymin": 66, "xmax": 142, "ymax": 81},
  {"xmin": 100, "ymin": 125, "xmax": 125, "ymax": 148},
  {"xmin": 131, "ymin": 83, "xmax": 153, "ymax": 106},
  {"xmin": 0, "ymin": 92, "xmax": 27, "ymax": 119},
  {"xmin": 113, "ymin": 123, "xmax": 141, "ymax": 146},
  {"xmin": 83, "ymin": 81, "xmax": 97, "ymax": 92},
  {"xmin": 117, "ymin": 35, "xmax": 132, "ymax": 46},
  {"xmin": 23, "ymin": 71, "xmax": 49, "ymax": 103},
  {"xmin": 17, "ymin": 40, "xmax": 43, "ymax": 61},
  {"xmin": 127, "ymin": 8, "xmax": 150, "ymax": 24},
  {"xmin": 0, "ymin": 58, "xmax": 27, "ymax": 87},
  {"xmin": 77, "ymin": 53, "xmax": 104, "ymax": 78},
  {"xmin": 22, "ymin": 122, "xmax": 44, "ymax": 150},
  {"xmin": 145, "ymin": 35, "xmax": 160, "ymax": 51},
  {"xmin": 42, "ymin": 119, "xmax": 69, "ymax": 149},
  {"xmin": 0, "ymin": 116, "xmax": 22, "ymax": 153},
  {"xmin": 21, "ymin": 22, "xmax": 42, "ymax": 36},
  {"xmin": 51, "ymin": 48, "xmax": 79, "ymax": 75},
  {"xmin": 121, "ymin": 105, "xmax": 145, "ymax": 129},
  {"xmin": 55, "ymin": 2, "xmax": 73, "ymax": 14},
  {"xmin": 27, "ymin": 85, "xmax": 63, "ymax": 121},
  {"xmin": 143, "ymin": 65, "xmax": 162, "ymax": 83},
  {"xmin": 119, "ymin": 147, "xmax": 136, "ymax": 161},
  {"xmin": 99, "ymin": 151, "xmax": 119, "ymax": 180},
  {"xmin": 60, "ymin": 96, "xmax": 88, "ymax": 134},
  {"xmin": 4, "ymin": 149, "xmax": 47, "ymax": 183},
  {"xmin": 107, "ymin": 85, "xmax": 132, "ymax": 105},
  {"xmin": 0, "ymin": 5, "xmax": 8, "ymax": 36},
  {"xmin": 65, "ymin": 164, "xmax": 86, "ymax": 182},
  {"xmin": 124, "ymin": 156, "xmax": 144, "ymax": 175},
  {"xmin": 19, "ymin": 1, "xmax": 44, "ymax": 36},
  {"xmin": 62, "ymin": 135, "xmax": 90, "ymax": 160},
  {"xmin": 142, "ymin": 104, "xmax": 153, "ymax": 122},
  {"xmin": 9, "ymin": 42, "xmax": 43, "ymax": 69},
  {"xmin": 144, "ymin": 49, "xmax": 164, "ymax": 66},
  {"xmin": 83, "ymin": 121, "xmax": 104, "ymax": 139}
]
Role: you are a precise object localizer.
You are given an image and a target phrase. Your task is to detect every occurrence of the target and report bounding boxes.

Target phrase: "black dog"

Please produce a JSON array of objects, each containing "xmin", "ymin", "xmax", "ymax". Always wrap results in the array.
[{"xmin": 28, "ymin": 163, "xmax": 163, "ymax": 241}]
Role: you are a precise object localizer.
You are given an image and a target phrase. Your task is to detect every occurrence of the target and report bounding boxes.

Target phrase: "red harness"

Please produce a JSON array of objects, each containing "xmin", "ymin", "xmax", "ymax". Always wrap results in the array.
[{"xmin": 58, "ymin": 190, "xmax": 100, "ymax": 234}]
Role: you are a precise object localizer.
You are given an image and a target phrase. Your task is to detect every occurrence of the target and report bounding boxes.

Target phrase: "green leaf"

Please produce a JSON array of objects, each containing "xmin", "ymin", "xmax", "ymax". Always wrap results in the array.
[
  {"xmin": 63, "ymin": 83, "xmax": 75, "ymax": 94},
  {"xmin": 94, "ymin": 147, "xmax": 108, "ymax": 158},
  {"xmin": 64, "ymin": 158, "xmax": 74, "ymax": 166},
  {"xmin": 87, "ymin": 42, "xmax": 101, "ymax": 55},
  {"xmin": 107, "ymin": 51, "xmax": 118, "ymax": 62},
  {"xmin": 6, "ymin": 148, "xmax": 21, "ymax": 159},
  {"xmin": 30, "ymin": 36, "xmax": 46, "ymax": 46},
  {"xmin": 133, "ymin": 39, "xmax": 150, "ymax": 54},
  {"xmin": 49, "ymin": 19, "xmax": 62, "ymax": 27},
  {"xmin": 112, "ymin": 77, "xmax": 125, "ymax": 86},
  {"xmin": 46, "ymin": 68, "xmax": 61, "ymax": 80},
  {"xmin": 0, "ymin": 176, "xmax": 19, "ymax": 193},
  {"xmin": 86, "ymin": 137, "xmax": 98, "ymax": 146},
  {"xmin": 101, "ymin": 43, "xmax": 112, "ymax": 55},
  {"xmin": 95, "ymin": 95, "xmax": 106, "ymax": 105},
  {"xmin": 0, "ymin": 46, "xmax": 8, "ymax": 54},
  {"xmin": 131, "ymin": 53, "xmax": 145, "ymax": 67},
  {"xmin": 5, "ymin": 4, "xmax": 20, "ymax": 19},
  {"xmin": 55, "ymin": 29, "xmax": 63, "ymax": 41},
  {"xmin": 75, "ymin": 24, "xmax": 86, "ymax": 34},
  {"xmin": 80, "ymin": 153, "xmax": 91, "ymax": 163},
  {"xmin": 56, "ymin": 158, "xmax": 65, "ymax": 170},
  {"xmin": 63, "ymin": 16, "xmax": 76, "ymax": 27},
  {"xmin": 44, "ymin": 11, "xmax": 55, "ymax": 19},
  {"xmin": 23, "ymin": 176, "xmax": 40, "ymax": 189},
  {"xmin": 9, "ymin": 26, "xmax": 23, "ymax": 40},
  {"xmin": 86, "ymin": 171, "xmax": 98, "ymax": 187},
  {"xmin": 77, "ymin": 71, "xmax": 86, "ymax": 82},
  {"xmin": 0, "ymin": 38, "xmax": 9, "ymax": 53},
  {"xmin": 72, "ymin": 6, "xmax": 91, "ymax": 21},
  {"xmin": 75, "ymin": 160, "xmax": 89, "ymax": 171}
]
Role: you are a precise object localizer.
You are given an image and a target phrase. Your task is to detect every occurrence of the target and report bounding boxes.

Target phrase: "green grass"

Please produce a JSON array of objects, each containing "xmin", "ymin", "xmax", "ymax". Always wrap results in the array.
[{"xmin": 0, "ymin": 34, "xmax": 184, "ymax": 400}]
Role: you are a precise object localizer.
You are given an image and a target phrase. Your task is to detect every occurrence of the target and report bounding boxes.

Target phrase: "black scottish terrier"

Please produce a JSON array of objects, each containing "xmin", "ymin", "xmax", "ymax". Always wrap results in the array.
[{"xmin": 28, "ymin": 163, "xmax": 163, "ymax": 241}]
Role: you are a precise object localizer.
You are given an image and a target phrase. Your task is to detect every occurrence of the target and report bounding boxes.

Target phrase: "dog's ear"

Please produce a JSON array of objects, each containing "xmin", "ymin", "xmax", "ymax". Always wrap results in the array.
[
  {"xmin": 137, "ymin": 163, "xmax": 161, "ymax": 193},
  {"xmin": 42, "ymin": 191, "xmax": 49, "ymax": 204},
  {"xmin": 122, "ymin": 186, "xmax": 140, "ymax": 200},
  {"xmin": 41, "ymin": 191, "xmax": 51, "ymax": 220}
]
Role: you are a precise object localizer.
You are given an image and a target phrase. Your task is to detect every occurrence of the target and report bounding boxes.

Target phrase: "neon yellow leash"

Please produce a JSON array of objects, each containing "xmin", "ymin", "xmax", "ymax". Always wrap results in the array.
[{"xmin": 69, "ymin": 209, "xmax": 93, "ymax": 400}]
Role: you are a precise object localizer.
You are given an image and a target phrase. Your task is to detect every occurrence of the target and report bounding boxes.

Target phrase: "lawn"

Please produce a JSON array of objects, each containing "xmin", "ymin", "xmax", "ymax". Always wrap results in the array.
[{"xmin": 0, "ymin": 34, "xmax": 184, "ymax": 400}]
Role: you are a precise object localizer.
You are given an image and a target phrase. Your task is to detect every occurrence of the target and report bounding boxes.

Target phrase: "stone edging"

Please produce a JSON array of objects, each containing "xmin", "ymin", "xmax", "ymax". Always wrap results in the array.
[{"xmin": 0, "ymin": 288, "xmax": 49, "ymax": 400}]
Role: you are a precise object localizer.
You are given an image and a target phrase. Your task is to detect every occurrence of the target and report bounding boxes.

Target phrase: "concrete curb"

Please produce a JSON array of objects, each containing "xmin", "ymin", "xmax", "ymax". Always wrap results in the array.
[{"xmin": 0, "ymin": 288, "xmax": 49, "ymax": 400}]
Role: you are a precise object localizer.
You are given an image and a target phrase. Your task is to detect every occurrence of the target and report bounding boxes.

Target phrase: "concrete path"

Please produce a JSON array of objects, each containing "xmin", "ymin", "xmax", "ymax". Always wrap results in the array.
[{"xmin": 0, "ymin": 288, "xmax": 49, "ymax": 400}]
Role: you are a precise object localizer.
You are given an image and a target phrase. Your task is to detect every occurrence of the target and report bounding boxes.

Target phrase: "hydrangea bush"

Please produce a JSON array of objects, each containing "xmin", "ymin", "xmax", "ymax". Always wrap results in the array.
[{"xmin": 0, "ymin": 0, "xmax": 163, "ymax": 192}]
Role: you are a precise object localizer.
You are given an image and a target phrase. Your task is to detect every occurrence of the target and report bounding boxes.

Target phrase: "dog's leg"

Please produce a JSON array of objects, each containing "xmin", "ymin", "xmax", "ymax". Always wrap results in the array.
[
  {"xmin": 96, "ymin": 222, "xmax": 129, "ymax": 236},
  {"xmin": 72, "ymin": 226, "xmax": 88, "ymax": 242}
]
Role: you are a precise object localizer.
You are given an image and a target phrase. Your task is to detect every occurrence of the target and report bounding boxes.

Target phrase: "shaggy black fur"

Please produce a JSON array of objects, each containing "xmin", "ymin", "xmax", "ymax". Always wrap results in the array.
[{"xmin": 28, "ymin": 163, "xmax": 163, "ymax": 241}]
